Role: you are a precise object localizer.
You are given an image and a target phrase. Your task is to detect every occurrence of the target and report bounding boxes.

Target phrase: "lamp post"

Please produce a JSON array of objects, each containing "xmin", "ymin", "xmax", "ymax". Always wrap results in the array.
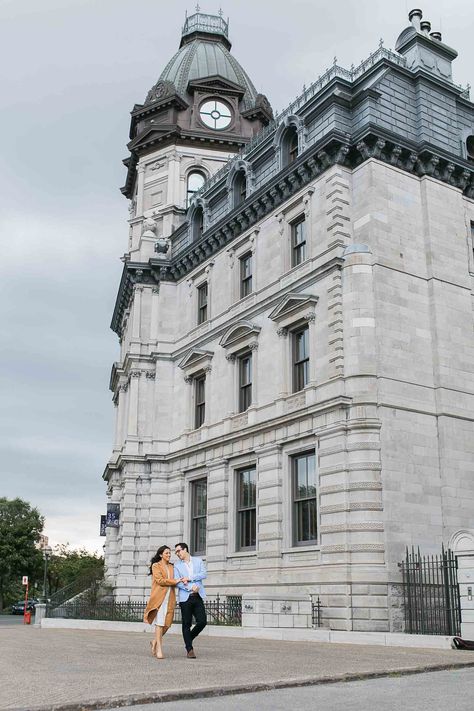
[{"xmin": 42, "ymin": 545, "xmax": 52, "ymax": 603}]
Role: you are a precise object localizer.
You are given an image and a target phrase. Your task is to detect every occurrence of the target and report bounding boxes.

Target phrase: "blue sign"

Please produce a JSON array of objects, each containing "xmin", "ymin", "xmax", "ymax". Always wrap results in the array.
[
  {"xmin": 100, "ymin": 515, "xmax": 107, "ymax": 536},
  {"xmin": 106, "ymin": 503, "xmax": 120, "ymax": 528}
]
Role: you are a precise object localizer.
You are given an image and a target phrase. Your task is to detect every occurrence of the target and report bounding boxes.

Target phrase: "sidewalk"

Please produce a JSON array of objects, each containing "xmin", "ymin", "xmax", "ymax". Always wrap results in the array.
[{"xmin": 2, "ymin": 626, "xmax": 474, "ymax": 711}]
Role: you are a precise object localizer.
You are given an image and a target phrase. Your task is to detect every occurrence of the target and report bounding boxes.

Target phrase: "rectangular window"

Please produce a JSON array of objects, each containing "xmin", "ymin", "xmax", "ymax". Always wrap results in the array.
[
  {"xmin": 190, "ymin": 478, "xmax": 207, "ymax": 555},
  {"xmin": 291, "ymin": 216, "xmax": 307, "ymax": 266},
  {"xmin": 292, "ymin": 325, "xmax": 309, "ymax": 392},
  {"xmin": 292, "ymin": 451, "xmax": 317, "ymax": 545},
  {"xmin": 236, "ymin": 466, "xmax": 256, "ymax": 551},
  {"xmin": 238, "ymin": 352, "xmax": 252, "ymax": 412},
  {"xmin": 194, "ymin": 375, "xmax": 206, "ymax": 428},
  {"xmin": 197, "ymin": 282, "xmax": 208, "ymax": 324},
  {"xmin": 239, "ymin": 252, "xmax": 253, "ymax": 298}
]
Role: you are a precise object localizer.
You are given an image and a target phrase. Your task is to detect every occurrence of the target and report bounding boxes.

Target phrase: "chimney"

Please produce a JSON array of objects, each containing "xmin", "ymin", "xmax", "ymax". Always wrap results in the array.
[
  {"xmin": 408, "ymin": 8, "xmax": 423, "ymax": 31},
  {"xmin": 430, "ymin": 31, "xmax": 442, "ymax": 41},
  {"xmin": 420, "ymin": 20, "xmax": 431, "ymax": 34}
]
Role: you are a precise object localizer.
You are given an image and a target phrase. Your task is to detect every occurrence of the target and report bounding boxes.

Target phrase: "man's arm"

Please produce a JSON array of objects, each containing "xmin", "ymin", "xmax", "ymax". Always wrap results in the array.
[{"xmin": 174, "ymin": 563, "xmax": 191, "ymax": 591}]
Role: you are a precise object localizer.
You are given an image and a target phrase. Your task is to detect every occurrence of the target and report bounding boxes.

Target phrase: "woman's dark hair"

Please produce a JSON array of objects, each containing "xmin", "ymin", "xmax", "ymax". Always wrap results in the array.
[{"xmin": 148, "ymin": 545, "xmax": 170, "ymax": 575}]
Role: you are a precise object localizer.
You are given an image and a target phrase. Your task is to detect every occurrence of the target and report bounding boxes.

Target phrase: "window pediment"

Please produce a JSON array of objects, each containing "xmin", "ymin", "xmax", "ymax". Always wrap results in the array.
[
  {"xmin": 219, "ymin": 321, "xmax": 260, "ymax": 355},
  {"xmin": 179, "ymin": 348, "xmax": 213, "ymax": 378},
  {"xmin": 269, "ymin": 292, "xmax": 318, "ymax": 329}
]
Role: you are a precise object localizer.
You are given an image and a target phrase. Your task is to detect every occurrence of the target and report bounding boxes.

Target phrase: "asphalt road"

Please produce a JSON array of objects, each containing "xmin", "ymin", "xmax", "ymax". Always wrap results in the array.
[{"xmin": 106, "ymin": 667, "xmax": 474, "ymax": 711}]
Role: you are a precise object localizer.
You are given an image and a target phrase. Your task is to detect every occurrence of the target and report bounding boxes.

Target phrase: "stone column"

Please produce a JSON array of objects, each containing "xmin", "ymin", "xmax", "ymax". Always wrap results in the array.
[
  {"xmin": 255, "ymin": 444, "xmax": 283, "ymax": 566},
  {"xmin": 127, "ymin": 371, "xmax": 141, "ymax": 439},
  {"xmin": 206, "ymin": 460, "xmax": 229, "ymax": 573},
  {"xmin": 135, "ymin": 163, "xmax": 146, "ymax": 217}
]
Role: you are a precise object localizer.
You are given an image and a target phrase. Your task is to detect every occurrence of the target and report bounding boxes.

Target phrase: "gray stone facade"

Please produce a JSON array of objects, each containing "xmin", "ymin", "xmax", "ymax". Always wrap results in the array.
[{"xmin": 103, "ymin": 10, "xmax": 474, "ymax": 631}]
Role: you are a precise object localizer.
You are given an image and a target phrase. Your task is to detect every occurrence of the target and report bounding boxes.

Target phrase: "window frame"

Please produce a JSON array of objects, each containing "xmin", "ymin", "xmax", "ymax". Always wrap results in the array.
[
  {"xmin": 190, "ymin": 477, "xmax": 207, "ymax": 556},
  {"xmin": 194, "ymin": 374, "xmax": 206, "ymax": 429},
  {"xmin": 291, "ymin": 215, "xmax": 307, "ymax": 267},
  {"xmin": 292, "ymin": 450, "xmax": 318, "ymax": 547},
  {"xmin": 197, "ymin": 282, "xmax": 208, "ymax": 324},
  {"xmin": 292, "ymin": 324, "xmax": 309, "ymax": 393},
  {"xmin": 238, "ymin": 351, "xmax": 252, "ymax": 413},
  {"xmin": 239, "ymin": 251, "xmax": 253, "ymax": 298},
  {"xmin": 186, "ymin": 170, "xmax": 206, "ymax": 208},
  {"xmin": 236, "ymin": 466, "xmax": 257, "ymax": 552}
]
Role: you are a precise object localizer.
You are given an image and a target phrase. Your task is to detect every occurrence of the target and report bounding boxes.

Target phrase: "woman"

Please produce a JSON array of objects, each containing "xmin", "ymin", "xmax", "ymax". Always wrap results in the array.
[{"xmin": 143, "ymin": 545, "xmax": 184, "ymax": 659}]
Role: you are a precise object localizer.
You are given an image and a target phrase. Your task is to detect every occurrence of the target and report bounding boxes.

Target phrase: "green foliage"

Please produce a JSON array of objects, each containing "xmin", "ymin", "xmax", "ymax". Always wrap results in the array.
[
  {"xmin": 0, "ymin": 498, "xmax": 44, "ymax": 611},
  {"xmin": 47, "ymin": 544, "xmax": 104, "ymax": 595}
]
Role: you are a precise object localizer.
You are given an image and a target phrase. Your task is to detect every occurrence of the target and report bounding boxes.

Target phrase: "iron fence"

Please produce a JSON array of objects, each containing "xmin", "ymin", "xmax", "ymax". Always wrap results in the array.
[
  {"xmin": 46, "ymin": 594, "xmax": 242, "ymax": 627},
  {"xmin": 398, "ymin": 546, "xmax": 461, "ymax": 636},
  {"xmin": 311, "ymin": 597, "xmax": 323, "ymax": 628}
]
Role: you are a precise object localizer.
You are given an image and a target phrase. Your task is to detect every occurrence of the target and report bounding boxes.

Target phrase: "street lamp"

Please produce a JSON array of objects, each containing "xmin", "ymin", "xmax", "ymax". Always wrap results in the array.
[{"xmin": 42, "ymin": 545, "xmax": 52, "ymax": 603}]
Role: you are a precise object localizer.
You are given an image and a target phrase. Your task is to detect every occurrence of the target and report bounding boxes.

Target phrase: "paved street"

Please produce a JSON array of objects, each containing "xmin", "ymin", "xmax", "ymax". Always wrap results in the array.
[
  {"xmin": 0, "ymin": 615, "xmax": 24, "ymax": 626},
  {"xmin": 106, "ymin": 668, "xmax": 474, "ymax": 711},
  {"xmin": 2, "ymin": 627, "xmax": 474, "ymax": 711}
]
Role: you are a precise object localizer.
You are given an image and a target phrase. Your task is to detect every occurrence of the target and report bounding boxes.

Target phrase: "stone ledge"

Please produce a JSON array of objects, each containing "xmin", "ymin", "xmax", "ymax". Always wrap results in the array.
[{"xmin": 40, "ymin": 618, "xmax": 456, "ymax": 649}]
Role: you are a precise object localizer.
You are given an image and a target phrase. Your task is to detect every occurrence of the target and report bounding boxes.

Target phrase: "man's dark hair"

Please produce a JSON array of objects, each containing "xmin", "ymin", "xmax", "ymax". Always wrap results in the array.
[{"xmin": 175, "ymin": 542, "xmax": 189, "ymax": 552}]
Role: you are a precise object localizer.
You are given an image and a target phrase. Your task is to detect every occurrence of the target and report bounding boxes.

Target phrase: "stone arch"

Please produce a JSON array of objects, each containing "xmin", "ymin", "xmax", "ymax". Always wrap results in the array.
[
  {"xmin": 449, "ymin": 529, "xmax": 474, "ymax": 554},
  {"xmin": 226, "ymin": 159, "xmax": 254, "ymax": 208},
  {"xmin": 273, "ymin": 114, "xmax": 306, "ymax": 170},
  {"xmin": 187, "ymin": 196, "xmax": 208, "ymax": 241}
]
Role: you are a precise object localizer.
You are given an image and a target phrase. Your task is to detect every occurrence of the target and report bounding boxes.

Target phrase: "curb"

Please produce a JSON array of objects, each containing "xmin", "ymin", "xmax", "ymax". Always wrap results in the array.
[{"xmin": 8, "ymin": 660, "xmax": 474, "ymax": 711}]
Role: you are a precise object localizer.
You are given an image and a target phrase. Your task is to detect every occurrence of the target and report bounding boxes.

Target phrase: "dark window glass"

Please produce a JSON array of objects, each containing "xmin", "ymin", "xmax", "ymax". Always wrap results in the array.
[
  {"xmin": 239, "ymin": 252, "xmax": 252, "ymax": 298},
  {"xmin": 238, "ymin": 352, "xmax": 252, "ymax": 412},
  {"xmin": 292, "ymin": 452, "xmax": 317, "ymax": 545},
  {"xmin": 234, "ymin": 171, "xmax": 247, "ymax": 207},
  {"xmin": 197, "ymin": 282, "xmax": 208, "ymax": 324},
  {"xmin": 193, "ymin": 207, "xmax": 204, "ymax": 241},
  {"xmin": 195, "ymin": 375, "xmax": 206, "ymax": 428},
  {"xmin": 293, "ymin": 326, "xmax": 309, "ymax": 392},
  {"xmin": 186, "ymin": 171, "xmax": 205, "ymax": 207},
  {"xmin": 237, "ymin": 466, "xmax": 256, "ymax": 550},
  {"xmin": 288, "ymin": 130, "xmax": 299, "ymax": 163},
  {"xmin": 291, "ymin": 217, "xmax": 307, "ymax": 266},
  {"xmin": 191, "ymin": 478, "xmax": 207, "ymax": 555}
]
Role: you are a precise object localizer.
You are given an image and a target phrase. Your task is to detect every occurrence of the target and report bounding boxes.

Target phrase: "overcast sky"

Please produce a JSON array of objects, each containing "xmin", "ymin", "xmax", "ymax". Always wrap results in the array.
[{"xmin": 1, "ymin": 0, "xmax": 472, "ymax": 555}]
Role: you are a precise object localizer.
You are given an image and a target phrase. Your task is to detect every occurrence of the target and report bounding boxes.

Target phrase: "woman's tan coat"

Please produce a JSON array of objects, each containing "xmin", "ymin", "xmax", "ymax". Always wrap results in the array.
[{"xmin": 143, "ymin": 561, "xmax": 179, "ymax": 627}]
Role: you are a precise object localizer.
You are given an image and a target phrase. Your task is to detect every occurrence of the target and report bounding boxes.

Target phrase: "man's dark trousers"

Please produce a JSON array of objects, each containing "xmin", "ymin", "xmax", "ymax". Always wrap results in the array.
[{"xmin": 180, "ymin": 593, "xmax": 207, "ymax": 651}]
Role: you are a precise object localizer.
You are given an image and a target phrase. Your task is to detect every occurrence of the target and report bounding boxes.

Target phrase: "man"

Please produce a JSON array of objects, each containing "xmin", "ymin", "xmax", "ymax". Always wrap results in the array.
[{"xmin": 174, "ymin": 542, "xmax": 207, "ymax": 658}]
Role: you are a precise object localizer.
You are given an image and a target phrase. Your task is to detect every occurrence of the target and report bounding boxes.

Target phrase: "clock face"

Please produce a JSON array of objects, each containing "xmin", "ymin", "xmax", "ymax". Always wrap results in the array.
[{"xmin": 199, "ymin": 99, "xmax": 232, "ymax": 130}]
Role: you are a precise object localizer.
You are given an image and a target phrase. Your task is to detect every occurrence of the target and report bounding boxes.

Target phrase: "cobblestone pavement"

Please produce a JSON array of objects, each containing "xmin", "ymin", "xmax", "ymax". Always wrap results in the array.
[{"xmin": 2, "ymin": 627, "xmax": 474, "ymax": 711}]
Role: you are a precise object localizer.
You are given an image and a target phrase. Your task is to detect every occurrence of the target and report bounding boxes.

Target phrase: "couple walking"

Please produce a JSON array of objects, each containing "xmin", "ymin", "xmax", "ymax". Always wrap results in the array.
[{"xmin": 143, "ymin": 542, "xmax": 207, "ymax": 659}]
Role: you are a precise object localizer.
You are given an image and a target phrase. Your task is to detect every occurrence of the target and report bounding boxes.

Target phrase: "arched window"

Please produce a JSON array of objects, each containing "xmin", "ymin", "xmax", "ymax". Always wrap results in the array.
[
  {"xmin": 233, "ymin": 170, "xmax": 247, "ymax": 208},
  {"xmin": 192, "ymin": 206, "xmax": 204, "ymax": 241},
  {"xmin": 187, "ymin": 170, "xmax": 206, "ymax": 207},
  {"xmin": 283, "ymin": 125, "xmax": 299, "ymax": 167},
  {"xmin": 467, "ymin": 135, "xmax": 474, "ymax": 161}
]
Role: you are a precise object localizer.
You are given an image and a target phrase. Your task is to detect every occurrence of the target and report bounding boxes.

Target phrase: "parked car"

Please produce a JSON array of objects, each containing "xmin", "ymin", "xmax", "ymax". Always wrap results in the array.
[{"xmin": 11, "ymin": 599, "xmax": 38, "ymax": 615}]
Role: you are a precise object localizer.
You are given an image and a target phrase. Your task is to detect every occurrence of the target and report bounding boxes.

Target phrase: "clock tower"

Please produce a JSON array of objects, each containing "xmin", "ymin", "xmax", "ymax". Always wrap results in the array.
[{"xmin": 105, "ymin": 11, "xmax": 272, "ymax": 595}]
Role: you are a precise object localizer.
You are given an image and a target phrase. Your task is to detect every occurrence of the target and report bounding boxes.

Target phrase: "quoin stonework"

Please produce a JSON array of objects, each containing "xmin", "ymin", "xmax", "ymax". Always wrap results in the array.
[{"xmin": 103, "ymin": 9, "xmax": 474, "ymax": 633}]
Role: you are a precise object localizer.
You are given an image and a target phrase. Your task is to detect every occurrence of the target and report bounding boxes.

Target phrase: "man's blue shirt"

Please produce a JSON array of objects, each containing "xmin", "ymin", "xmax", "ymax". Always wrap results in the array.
[{"xmin": 174, "ymin": 556, "xmax": 207, "ymax": 602}]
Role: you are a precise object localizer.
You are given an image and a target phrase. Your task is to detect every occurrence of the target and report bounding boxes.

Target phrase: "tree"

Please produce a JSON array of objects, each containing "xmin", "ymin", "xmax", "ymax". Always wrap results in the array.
[
  {"xmin": 0, "ymin": 498, "xmax": 44, "ymax": 611},
  {"xmin": 47, "ymin": 544, "xmax": 104, "ymax": 595}
]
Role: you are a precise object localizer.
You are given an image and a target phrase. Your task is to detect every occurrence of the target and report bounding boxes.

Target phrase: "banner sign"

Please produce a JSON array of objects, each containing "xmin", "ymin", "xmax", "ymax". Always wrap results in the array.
[
  {"xmin": 100, "ymin": 515, "xmax": 107, "ymax": 536},
  {"xmin": 106, "ymin": 503, "xmax": 120, "ymax": 528}
]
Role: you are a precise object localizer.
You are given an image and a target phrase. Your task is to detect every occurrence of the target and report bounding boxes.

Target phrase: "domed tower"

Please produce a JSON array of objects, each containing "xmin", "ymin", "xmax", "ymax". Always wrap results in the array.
[
  {"xmin": 104, "ymin": 11, "xmax": 271, "ymax": 597},
  {"xmin": 121, "ymin": 10, "xmax": 272, "ymax": 260}
]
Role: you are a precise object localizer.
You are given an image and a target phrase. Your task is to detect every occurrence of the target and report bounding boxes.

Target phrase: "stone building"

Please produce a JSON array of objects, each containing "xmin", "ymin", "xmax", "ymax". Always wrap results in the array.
[{"xmin": 103, "ymin": 9, "xmax": 474, "ymax": 632}]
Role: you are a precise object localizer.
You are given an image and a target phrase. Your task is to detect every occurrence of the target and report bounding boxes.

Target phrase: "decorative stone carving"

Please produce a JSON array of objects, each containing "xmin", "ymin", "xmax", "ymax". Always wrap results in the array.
[
  {"xmin": 277, "ymin": 327, "xmax": 288, "ymax": 338},
  {"xmin": 144, "ymin": 79, "xmax": 176, "ymax": 105},
  {"xmin": 130, "ymin": 370, "xmax": 142, "ymax": 378},
  {"xmin": 225, "ymin": 353, "xmax": 237, "ymax": 362},
  {"xmin": 304, "ymin": 312, "xmax": 316, "ymax": 323},
  {"xmin": 154, "ymin": 236, "xmax": 170, "ymax": 259},
  {"xmin": 141, "ymin": 218, "xmax": 157, "ymax": 239},
  {"xmin": 145, "ymin": 372, "xmax": 156, "ymax": 380}
]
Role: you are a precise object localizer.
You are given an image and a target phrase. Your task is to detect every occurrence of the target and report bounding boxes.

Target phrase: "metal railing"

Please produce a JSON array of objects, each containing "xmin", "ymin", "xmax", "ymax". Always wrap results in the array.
[
  {"xmin": 311, "ymin": 597, "xmax": 323, "ymax": 628},
  {"xmin": 398, "ymin": 546, "xmax": 461, "ymax": 636},
  {"xmin": 48, "ymin": 569, "xmax": 103, "ymax": 607},
  {"xmin": 46, "ymin": 594, "xmax": 242, "ymax": 627}
]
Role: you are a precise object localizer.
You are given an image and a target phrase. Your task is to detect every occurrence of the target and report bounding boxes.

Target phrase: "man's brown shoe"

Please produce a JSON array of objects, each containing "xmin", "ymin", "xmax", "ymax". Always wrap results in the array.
[{"xmin": 186, "ymin": 649, "xmax": 196, "ymax": 659}]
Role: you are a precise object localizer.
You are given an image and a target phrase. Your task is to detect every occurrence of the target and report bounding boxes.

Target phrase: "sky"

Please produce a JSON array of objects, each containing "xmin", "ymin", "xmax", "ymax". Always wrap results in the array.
[{"xmin": 1, "ymin": 0, "xmax": 472, "ymax": 555}]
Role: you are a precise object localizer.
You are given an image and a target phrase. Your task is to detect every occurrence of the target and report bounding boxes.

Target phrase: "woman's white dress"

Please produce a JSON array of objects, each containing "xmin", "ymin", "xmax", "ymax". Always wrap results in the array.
[{"xmin": 153, "ymin": 586, "xmax": 171, "ymax": 626}]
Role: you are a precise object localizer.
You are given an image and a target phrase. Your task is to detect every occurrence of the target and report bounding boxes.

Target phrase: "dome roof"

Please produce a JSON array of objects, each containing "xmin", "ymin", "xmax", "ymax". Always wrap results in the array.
[{"xmin": 154, "ymin": 12, "xmax": 259, "ymax": 113}]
